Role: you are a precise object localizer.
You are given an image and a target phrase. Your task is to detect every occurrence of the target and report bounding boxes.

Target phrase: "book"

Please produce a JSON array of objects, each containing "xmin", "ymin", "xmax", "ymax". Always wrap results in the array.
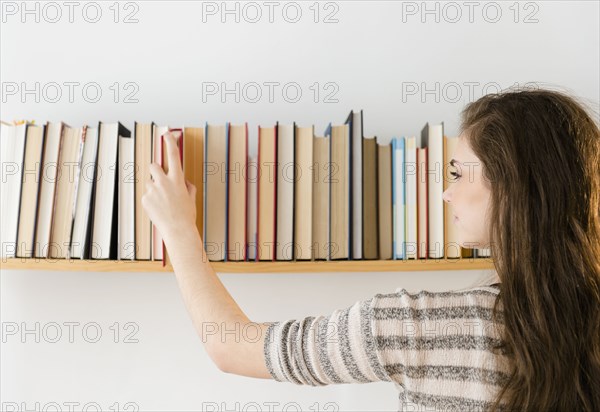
[
  {"xmin": 134, "ymin": 122, "xmax": 154, "ymax": 260},
  {"xmin": 160, "ymin": 128, "xmax": 183, "ymax": 267},
  {"xmin": 50, "ymin": 125, "xmax": 82, "ymax": 259},
  {"xmin": 227, "ymin": 123, "xmax": 248, "ymax": 261},
  {"xmin": 443, "ymin": 135, "xmax": 461, "ymax": 258},
  {"xmin": 34, "ymin": 122, "xmax": 64, "ymax": 258},
  {"xmin": 151, "ymin": 124, "xmax": 168, "ymax": 261},
  {"xmin": 118, "ymin": 130, "xmax": 135, "ymax": 260},
  {"xmin": 312, "ymin": 132, "xmax": 330, "ymax": 260},
  {"xmin": 91, "ymin": 122, "xmax": 131, "ymax": 259},
  {"xmin": 0, "ymin": 121, "xmax": 27, "ymax": 258},
  {"xmin": 406, "ymin": 136, "xmax": 418, "ymax": 259},
  {"xmin": 326, "ymin": 123, "xmax": 350, "ymax": 260},
  {"xmin": 70, "ymin": 126, "xmax": 99, "ymax": 259},
  {"xmin": 363, "ymin": 133, "xmax": 378, "ymax": 259},
  {"xmin": 346, "ymin": 110, "xmax": 363, "ymax": 260},
  {"xmin": 276, "ymin": 123, "xmax": 294, "ymax": 261},
  {"xmin": 67, "ymin": 126, "xmax": 87, "ymax": 259},
  {"xmin": 417, "ymin": 146, "xmax": 428, "ymax": 259},
  {"xmin": 257, "ymin": 125, "xmax": 276, "ymax": 261},
  {"xmin": 183, "ymin": 126, "xmax": 205, "ymax": 248},
  {"xmin": 294, "ymin": 124, "xmax": 314, "ymax": 260},
  {"xmin": 392, "ymin": 137, "xmax": 406, "ymax": 260},
  {"xmin": 204, "ymin": 123, "xmax": 228, "ymax": 261},
  {"xmin": 16, "ymin": 124, "xmax": 45, "ymax": 258},
  {"xmin": 422, "ymin": 122, "xmax": 445, "ymax": 258},
  {"xmin": 247, "ymin": 155, "xmax": 258, "ymax": 261},
  {"xmin": 377, "ymin": 139, "xmax": 392, "ymax": 260}
]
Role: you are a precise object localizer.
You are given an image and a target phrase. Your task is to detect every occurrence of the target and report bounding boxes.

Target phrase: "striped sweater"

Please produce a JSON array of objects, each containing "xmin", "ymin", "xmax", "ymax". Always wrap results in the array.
[{"xmin": 263, "ymin": 283, "xmax": 510, "ymax": 411}]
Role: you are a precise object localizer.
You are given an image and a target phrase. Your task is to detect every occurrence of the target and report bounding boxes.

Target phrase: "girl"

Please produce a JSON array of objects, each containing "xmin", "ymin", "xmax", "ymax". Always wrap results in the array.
[{"xmin": 142, "ymin": 87, "xmax": 600, "ymax": 411}]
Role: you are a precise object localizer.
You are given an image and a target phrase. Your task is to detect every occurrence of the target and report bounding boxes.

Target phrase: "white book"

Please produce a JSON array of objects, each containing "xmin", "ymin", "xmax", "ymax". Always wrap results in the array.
[
  {"xmin": 478, "ymin": 248, "xmax": 491, "ymax": 258},
  {"xmin": 118, "ymin": 134, "xmax": 135, "ymax": 260},
  {"xmin": 276, "ymin": 123, "xmax": 294, "ymax": 260},
  {"xmin": 406, "ymin": 136, "xmax": 418, "ymax": 259},
  {"xmin": 0, "ymin": 122, "xmax": 27, "ymax": 258},
  {"xmin": 92, "ymin": 122, "xmax": 131, "ymax": 259},
  {"xmin": 70, "ymin": 126, "xmax": 98, "ymax": 259},
  {"xmin": 67, "ymin": 126, "xmax": 86, "ymax": 259},
  {"xmin": 392, "ymin": 137, "xmax": 406, "ymax": 259},
  {"xmin": 247, "ymin": 156, "xmax": 258, "ymax": 261},
  {"xmin": 34, "ymin": 122, "xmax": 63, "ymax": 258},
  {"xmin": 422, "ymin": 122, "xmax": 445, "ymax": 258}
]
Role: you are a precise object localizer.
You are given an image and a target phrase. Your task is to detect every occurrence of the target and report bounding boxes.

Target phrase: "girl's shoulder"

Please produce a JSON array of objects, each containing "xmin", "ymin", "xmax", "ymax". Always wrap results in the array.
[{"xmin": 372, "ymin": 283, "xmax": 502, "ymax": 312}]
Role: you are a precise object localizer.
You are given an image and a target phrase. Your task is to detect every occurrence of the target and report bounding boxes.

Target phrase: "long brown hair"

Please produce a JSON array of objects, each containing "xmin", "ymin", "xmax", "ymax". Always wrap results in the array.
[{"xmin": 459, "ymin": 86, "xmax": 600, "ymax": 411}]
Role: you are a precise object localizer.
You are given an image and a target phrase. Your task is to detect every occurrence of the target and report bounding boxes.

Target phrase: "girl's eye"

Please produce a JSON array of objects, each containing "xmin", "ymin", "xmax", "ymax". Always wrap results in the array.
[{"xmin": 449, "ymin": 171, "xmax": 461, "ymax": 181}]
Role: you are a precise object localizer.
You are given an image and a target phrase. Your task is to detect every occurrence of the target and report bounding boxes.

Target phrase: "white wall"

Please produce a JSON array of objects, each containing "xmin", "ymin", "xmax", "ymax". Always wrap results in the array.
[{"xmin": 1, "ymin": 1, "xmax": 598, "ymax": 411}]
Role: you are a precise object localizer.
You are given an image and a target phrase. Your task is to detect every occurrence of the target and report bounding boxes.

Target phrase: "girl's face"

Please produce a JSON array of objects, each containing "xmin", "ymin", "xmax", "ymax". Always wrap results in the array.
[{"xmin": 442, "ymin": 135, "xmax": 492, "ymax": 249}]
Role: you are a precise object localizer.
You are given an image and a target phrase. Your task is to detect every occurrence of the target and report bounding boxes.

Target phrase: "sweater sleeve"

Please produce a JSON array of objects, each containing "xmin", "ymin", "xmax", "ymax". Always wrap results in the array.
[{"xmin": 262, "ymin": 297, "xmax": 392, "ymax": 386}]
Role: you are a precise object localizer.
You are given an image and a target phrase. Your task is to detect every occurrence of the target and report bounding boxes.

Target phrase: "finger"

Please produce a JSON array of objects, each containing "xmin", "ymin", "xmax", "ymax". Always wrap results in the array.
[
  {"xmin": 164, "ymin": 130, "xmax": 183, "ymax": 180},
  {"xmin": 148, "ymin": 162, "xmax": 166, "ymax": 184}
]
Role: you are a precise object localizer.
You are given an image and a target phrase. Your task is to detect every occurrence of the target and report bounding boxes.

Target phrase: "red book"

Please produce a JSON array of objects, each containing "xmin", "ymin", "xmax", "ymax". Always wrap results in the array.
[{"xmin": 160, "ymin": 128, "xmax": 184, "ymax": 268}]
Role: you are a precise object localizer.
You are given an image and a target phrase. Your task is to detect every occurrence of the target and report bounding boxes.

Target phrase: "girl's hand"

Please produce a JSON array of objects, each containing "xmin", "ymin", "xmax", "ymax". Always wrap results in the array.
[{"xmin": 141, "ymin": 130, "xmax": 198, "ymax": 243}]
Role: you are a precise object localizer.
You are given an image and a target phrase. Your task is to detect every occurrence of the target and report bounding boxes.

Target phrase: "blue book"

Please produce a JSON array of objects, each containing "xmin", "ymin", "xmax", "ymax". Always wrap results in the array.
[{"xmin": 392, "ymin": 137, "xmax": 406, "ymax": 260}]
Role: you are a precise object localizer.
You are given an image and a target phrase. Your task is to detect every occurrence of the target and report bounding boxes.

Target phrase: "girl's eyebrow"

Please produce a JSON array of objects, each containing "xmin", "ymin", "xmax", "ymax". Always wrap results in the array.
[{"xmin": 450, "ymin": 159, "xmax": 461, "ymax": 167}]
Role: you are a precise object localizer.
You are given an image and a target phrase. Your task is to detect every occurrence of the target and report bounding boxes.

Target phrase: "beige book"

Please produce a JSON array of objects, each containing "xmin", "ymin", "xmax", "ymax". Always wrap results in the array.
[
  {"xmin": 294, "ymin": 125, "xmax": 314, "ymax": 260},
  {"xmin": 363, "ymin": 135, "xmax": 378, "ymax": 259},
  {"xmin": 257, "ymin": 126, "xmax": 276, "ymax": 261},
  {"xmin": 312, "ymin": 134, "xmax": 330, "ymax": 260},
  {"xmin": 276, "ymin": 123, "xmax": 294, "ymax": 261},
  {"xmin": 228, "ymin": 124, "xmax": 247, "ymax": 261},
  {"xmin": 183, "ymin": 127, "xmax": 204, "ymax": 250},
  {"xmin": 444, "ymin": 135, "xmax": 461, "ymax": 258},
  {"xmin": 50, "ymin": 126, "xmax": 81, "ymax": 258},
  {"xmin": 204, "ymin": 124, "xmax": 227, "ymax": 261},
  {"xmin": 377, "ymin": 141, "xmax": 392, "ymax": 260},
  {"xmin": 330, "ymin": 124, "xmax": 349, "ymax": 260},
  {"xmin": 34, "ymin": 122, "xmax": 63, "ymax": 258},
  {"xmin": 16, "ymin": 124, "xmax": 45, "ymax": 258},
  {"xmin": 134, "ymin": 122, "xmax": 153, "ymax": 260}
]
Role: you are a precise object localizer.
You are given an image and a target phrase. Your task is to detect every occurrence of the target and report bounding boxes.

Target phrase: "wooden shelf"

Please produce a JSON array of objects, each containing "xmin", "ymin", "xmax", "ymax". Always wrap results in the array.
[{"xmin": 0, "ymin": 257, "xmax": 494, "ymax": 273}]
